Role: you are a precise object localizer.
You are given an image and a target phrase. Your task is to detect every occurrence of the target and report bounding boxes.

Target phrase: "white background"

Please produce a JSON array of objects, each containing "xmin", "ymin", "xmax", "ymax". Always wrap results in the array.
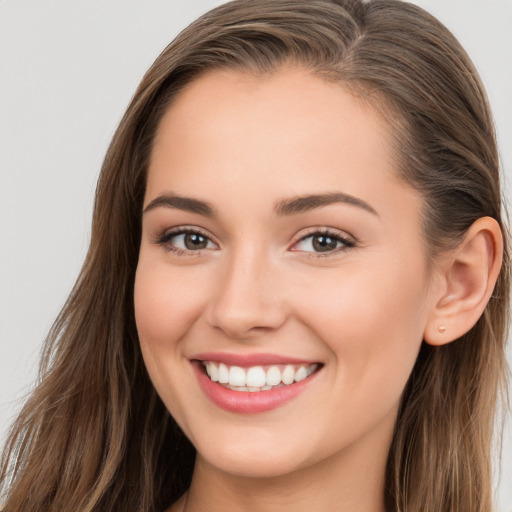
[{"xmin": 1, "ymin": 0, "xmax": 511, "ymax": 509}]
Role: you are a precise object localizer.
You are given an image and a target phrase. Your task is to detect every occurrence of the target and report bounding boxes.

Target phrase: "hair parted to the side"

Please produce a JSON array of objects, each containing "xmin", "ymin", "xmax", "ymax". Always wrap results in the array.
[{"xmin": 1, "ymin": 1, "xmax": 509, "ymax": 511}]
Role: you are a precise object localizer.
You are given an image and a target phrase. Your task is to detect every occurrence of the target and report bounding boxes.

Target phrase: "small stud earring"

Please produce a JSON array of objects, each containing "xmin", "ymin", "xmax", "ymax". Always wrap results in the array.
[{"xmin": 438, "ymin": 325, "xmax": 446, "ymax": 333}]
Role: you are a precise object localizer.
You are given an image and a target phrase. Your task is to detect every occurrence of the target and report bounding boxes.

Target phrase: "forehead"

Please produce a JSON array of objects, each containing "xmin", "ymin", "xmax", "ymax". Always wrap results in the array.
[
  {"xmin": 152, "ymin": 67, "xmax": 391, "ymax": 162},
  {"xmin": 147, "ymin": 66, "xmax": 420, "ymax": 230}
]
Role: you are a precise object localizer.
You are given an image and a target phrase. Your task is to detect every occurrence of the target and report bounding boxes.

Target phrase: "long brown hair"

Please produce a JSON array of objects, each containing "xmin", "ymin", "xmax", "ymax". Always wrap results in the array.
[{"xmin": 1, "ymin": 1, "xmax": 509, "ymax": 510}]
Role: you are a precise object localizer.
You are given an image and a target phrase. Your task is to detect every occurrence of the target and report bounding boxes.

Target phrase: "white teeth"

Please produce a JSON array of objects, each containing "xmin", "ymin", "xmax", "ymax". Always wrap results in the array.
[
  {"xmin": 229, "ymin": 366, "xmax": 246, "ymax": 387},
  {"xmin": 307, "ymin": 364, "xmax": 318, "ymax": 376},
  {"xmin": 206, "ymin": 362, "xmax": 219, "ymax": 382},
  {"xmin": 246, "ymin": 366, "xmax": 266, "ymax": 387},
  {"xmin": 203, "ymin": 361, "xmax": 320, "ymax": 391},
  {"xmin": 218, "ymin": 363, "xmax": 229, "ymax": 384},
  {"xmin": 294, "ymin": 366, "xmax": 308, "ymax": 382},
  {"xmin": 227, "ymin": 385, "xmax": 260, "ymax": 392},
  {"xmin": 266, "ymin": 366, "xmax": 281, "ymax": 386},
  {"xmin": 282, "ymin": 365, "xmax": 295, "ymax": 385}
]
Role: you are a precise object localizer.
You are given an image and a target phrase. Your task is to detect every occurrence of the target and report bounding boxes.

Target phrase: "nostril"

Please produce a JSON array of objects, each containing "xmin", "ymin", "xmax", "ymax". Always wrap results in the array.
[
  {"xmin": 207, "ymin": 299, "xmax": 288, "ymax": 340},
  {"xmin": 205, "ymin": 262, "xmax": 288, "ymax": 338}
]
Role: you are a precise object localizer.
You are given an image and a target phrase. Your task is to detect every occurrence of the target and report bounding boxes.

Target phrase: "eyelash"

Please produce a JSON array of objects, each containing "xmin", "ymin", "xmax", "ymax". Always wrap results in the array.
[
  {"xmin": 155, "ymin": 227, "xmax": 356, "ymax": 257},
  {"xmin": 293, "ymin": 228, "xmax": 356, "ymax": 258},
  {"xmin": 156, "ymin": 227, "xmax": 216, "ymax": 255}
]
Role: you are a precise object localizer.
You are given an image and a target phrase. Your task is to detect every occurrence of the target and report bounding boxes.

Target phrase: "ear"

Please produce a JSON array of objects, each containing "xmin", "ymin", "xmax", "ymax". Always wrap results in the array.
[{"xmin": 424, "ymin": 217, "xmax": 503, "ymax": 346}]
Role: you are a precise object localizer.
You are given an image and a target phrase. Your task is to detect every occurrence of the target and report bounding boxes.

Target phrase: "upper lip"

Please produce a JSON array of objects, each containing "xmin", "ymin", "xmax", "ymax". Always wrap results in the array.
[{"xmin": 191, "ymin": 352, "xmax": 320, "ymax": 367}]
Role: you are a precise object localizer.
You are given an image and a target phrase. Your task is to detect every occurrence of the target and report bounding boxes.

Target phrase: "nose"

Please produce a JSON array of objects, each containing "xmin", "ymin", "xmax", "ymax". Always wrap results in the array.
[{"xmin": 205, "ymin": 247, "xmax": 288, "ymax": 340}]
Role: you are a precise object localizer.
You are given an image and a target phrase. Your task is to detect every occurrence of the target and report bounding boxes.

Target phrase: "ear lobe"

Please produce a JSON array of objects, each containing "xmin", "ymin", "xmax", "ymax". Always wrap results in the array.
[{"xmin": 424, "ymin": 217, "xmax": 503, "ymax": 346}]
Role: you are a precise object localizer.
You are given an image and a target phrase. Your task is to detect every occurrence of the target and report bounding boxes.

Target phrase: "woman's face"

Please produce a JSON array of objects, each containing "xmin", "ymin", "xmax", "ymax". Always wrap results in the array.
[{"xmin": 135, "ymin": 67, "xmax": 439, "ymax": 479}]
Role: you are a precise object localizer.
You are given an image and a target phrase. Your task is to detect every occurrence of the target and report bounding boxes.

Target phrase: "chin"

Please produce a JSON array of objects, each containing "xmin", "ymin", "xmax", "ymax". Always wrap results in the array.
[
  {"xmin": 200, "ymin": 448, "xmax": 306, "ymax": 479},
  {"xmin": 189, "ymin": 424, "xmax": 322, "ymax": 480}
]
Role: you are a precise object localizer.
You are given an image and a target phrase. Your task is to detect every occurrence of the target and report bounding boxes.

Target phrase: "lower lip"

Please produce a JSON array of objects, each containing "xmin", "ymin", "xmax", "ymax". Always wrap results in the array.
[{"xmin": 193, "ymin": 362, "xmax": 319, "ymax": 414}]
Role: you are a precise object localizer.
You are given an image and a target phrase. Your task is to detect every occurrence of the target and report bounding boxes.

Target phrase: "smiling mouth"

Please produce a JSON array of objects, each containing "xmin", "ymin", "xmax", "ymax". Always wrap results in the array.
[{"xmin": 200, "ymin": 361, "xmax": 321, "ymax": 392}]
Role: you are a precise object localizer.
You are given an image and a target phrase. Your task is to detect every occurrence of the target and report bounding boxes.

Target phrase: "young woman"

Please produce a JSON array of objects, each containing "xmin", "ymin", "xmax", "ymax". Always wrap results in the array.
[{"xmin": 1, "ymin": 1, "xmax": 509, "ymax": 511}]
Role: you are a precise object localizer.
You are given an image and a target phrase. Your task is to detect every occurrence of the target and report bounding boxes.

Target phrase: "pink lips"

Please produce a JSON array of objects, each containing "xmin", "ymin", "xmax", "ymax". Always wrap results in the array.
[{"xmin": 191, "ymin": 352, "xmax": 321, "ymax": 414}]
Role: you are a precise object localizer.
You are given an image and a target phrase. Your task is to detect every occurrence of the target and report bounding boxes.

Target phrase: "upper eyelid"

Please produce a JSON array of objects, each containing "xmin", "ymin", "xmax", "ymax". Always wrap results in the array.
[
  {"xmin": 294, "ymin": 227, "xmax": 356, "ymax": 243},
  {"xmin": 154, "ymin": 226, "xmax": 219, "ymax": 249},
  {"xmin": 160, "ymin": 225, "xmax": 215, "ymax": 240},
  {"xmin": 155, "ymin": 225, "xmax": 356, "ymax": 250},
  {"xmin": 156, "ymin": 228, "xmax": 219, "ymax": 256}
]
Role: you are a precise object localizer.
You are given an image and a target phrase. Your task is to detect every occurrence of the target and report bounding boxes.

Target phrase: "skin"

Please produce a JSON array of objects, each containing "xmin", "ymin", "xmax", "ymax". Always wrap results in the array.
[{"xmin": 135, "ymin": 67, "xmax": 446, "ymax": 512}]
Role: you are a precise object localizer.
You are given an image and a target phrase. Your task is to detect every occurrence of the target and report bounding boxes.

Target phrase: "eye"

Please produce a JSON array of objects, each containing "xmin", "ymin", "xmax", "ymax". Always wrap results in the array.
[
  {"xmin": 292, "ymin": 230, "xmax": 355, "ymax": 255},
  {"xmin": 157, "ymin": 228, "xmax": 217, "ymax": 254}
]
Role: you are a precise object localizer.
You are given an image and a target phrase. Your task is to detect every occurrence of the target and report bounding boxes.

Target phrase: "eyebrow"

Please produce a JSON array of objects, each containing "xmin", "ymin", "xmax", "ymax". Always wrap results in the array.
[
  {"xmin": 143, "ymin": 194, "xmax": 215, "ymax": 217},
  {"xmin": 275, "ymin": 192, "xmax": 378, "ymax": 217},
  {"xmin": 143, "ymin": 191, "xmax": 378, "ymax": 218}
]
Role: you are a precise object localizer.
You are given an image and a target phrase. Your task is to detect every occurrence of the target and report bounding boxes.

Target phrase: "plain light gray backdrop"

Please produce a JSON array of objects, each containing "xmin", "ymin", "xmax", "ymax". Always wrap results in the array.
[{"xmin": 1, "ymin": 0, "xmax": 511, "ymax": 509}]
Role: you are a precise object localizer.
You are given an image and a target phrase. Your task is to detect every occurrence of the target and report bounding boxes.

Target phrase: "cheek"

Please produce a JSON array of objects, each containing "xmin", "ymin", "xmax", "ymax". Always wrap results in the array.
[
  {"xmin": 134, "ymin": 260, "xmax": 207, "ymax": 349},
  {"xmin": 293, "ymin": 264, "xmax": 428, "ymax": 451},
  {"xmin": 133, "ymin": 259, "xmax": 209, "ymax": 426},
  {"xmin": 299, "ymin": 260, "xmax": 426, "ymax": 341},
  {"xmin": 295, "ymin": 259, "xmax": 428, "ymax": 395}
]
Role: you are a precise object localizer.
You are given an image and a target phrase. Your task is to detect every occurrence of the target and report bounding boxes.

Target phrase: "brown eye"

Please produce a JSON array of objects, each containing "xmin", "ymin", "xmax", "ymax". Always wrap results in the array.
[
  {"xmin": 292, "ymin": 230, "xmax": 355, "ymax": 255},
  {"xmin": 158, "ymin": 229, "xmax": 216, "ymax": 253},
  {"xmin": 184, "ymin": 232, "xmax": 208, "ymax": 250},
  {"xmin": 312, "ymin": 234, "xmax": 338, "ymax": 252}
]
